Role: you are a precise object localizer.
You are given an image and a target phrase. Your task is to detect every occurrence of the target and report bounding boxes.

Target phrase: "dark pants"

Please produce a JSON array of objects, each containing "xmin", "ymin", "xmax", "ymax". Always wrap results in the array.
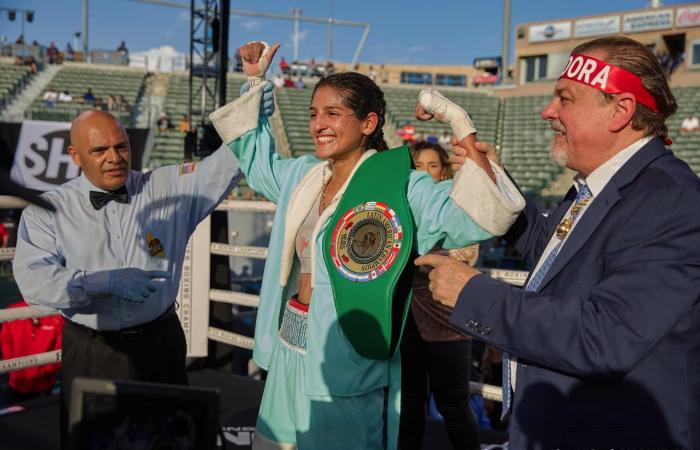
[
  {"xmin": 399, "ymin": 312, "xmax": 480, "ymax": 450},
  {"xmin": 60, "ymin": 307, "xmax": 188, "ymax": 448}
]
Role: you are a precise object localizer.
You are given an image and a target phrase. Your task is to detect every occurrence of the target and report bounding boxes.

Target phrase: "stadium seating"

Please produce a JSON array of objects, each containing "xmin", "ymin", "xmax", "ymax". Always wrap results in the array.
[
  {"xmin": 274, "ymin": 87, "xmax": 315, "ymax": 157},
  {"xmin": 0, "ymin": 63, "xmax": 32, "ymax": 109},
  {"xmin": 383, "ymin": 86, "xmax": 501, "ymax": 146},
  {"xmin": 26, "ymin": 65, "xmax": 147, "ymax": 126},
  {"xmin": 499, "ymin": 95, "xmax": 563, "ymax": 193},
  {"xmin": 148, "ymin": 74, "xmax": 245, "ymax": 168},
  {"xmin": 666, "ymin": 86, "xmax": 700, "ymax": 175}
]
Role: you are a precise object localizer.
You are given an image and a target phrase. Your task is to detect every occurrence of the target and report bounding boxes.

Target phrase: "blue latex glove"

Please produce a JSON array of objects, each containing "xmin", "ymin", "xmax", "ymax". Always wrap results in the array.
[
  {"xmin": 240, "ymin": 80, "xmax": 275, "ymax": 117},
  {"xmin": 109, "ymin": 268, "xmax": 171, "ymax": 303}
]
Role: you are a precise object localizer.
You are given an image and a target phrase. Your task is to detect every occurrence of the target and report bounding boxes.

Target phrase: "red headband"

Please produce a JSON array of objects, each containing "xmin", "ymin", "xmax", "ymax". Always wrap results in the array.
[{"xmin": 559, "ymin": 53, "xmax": 658, "ymax": 113}]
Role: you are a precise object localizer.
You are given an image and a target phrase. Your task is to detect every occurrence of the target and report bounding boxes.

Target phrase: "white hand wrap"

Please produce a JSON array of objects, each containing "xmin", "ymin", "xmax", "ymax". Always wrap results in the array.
[
  {"xmin": 245, "ymin": 41, "xmax": 272, "ymax": 87},
  {"xmin": 418, "ymin": 89, "xmax": 477, "ymax": 141}
]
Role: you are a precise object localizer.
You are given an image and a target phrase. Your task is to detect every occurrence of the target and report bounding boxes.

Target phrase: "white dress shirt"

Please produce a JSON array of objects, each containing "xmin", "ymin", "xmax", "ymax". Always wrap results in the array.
[{"xmin": 511, "ymin": 136, "xmax": 653, "ymax": 390}]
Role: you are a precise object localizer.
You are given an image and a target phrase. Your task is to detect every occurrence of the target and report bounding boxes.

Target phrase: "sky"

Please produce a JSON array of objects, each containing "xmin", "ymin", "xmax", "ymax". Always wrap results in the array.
[{"xmin": 0, "ymin": 0, "xmax": 693, "ymax": 67}]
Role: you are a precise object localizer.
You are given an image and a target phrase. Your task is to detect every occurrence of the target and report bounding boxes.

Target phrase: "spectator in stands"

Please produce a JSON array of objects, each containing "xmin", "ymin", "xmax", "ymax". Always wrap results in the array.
[
  {"xmin": 65, "ymin": 42, "xmax": 74, "ymax": 62},
  {"xmin": 400, "ymin": 141, "xmax": 481, "ymax": 450},
  {"xmin": 283, "ymin": 73, "xmax": 295, "ymax": 88},
  {"xmin": 0, "ymin": 222, "xmax": 8, "ymax": 248},
  {"xmin": 43, "ymin": 87, "xmax": 58, "ymax": 107},
  {"xmin": 419, "ymin": 36, "xmax": 700, "ymax": 448},
  {"xmin": 210, "ymin": 39, "xmax": 520, "ymax": 450},
  {"xmin": 118, "ymin": 95, "xmax": 130, "ymax": 112},
  {"xmin": 397, "ymin": 121, "xmax": 416, "ymax": 145},
  {"xmin": 414, "ymin": 130, "xmax": 425, "ymax": 144},
  {"xmin": 367, "ymin": 65, "xmax": 377, "ymax": 81},
  {"xmin": 0, "ymin": 300, "xmax": 64, "ymax": 403},
  {"xmin": 273, "ymin": 73, "xmax": 284, "ymax": 88},
  {"xmin": 157, "ymin": 112, "xmax": 171, "ymax": 133},
  {"xmin": 58, "ymin": 90, "xmax": 72, "ymax": 103},
  {"xmin": 106, "ymin": 94, "xmax": 118, "ymax": 112},
  {"xmin": 92, "ymin": 97, "xmax": 104, "ymax": 111},
  {"xmin": 82, "ymin": 88, "xmax": 95, "ymax": 104},
  {"xmin": 439, "ymin": 131, "xmax": 451, "ymax": 148},
  {"xmin": 117, "ymin": 40, "xmax": 129, "ymax": 65},
  {"xmin": 670, "ymin": 52, "xmax": 685, "ymax": 75},
  {"xmin": 324, "ymin": 60, "xmax": 335, "ymax": 76},
  {"xmin": 380, "ymin": 64, "xmax": 389, "ymax": 83},
  {"xmin": 15, "ymin": 35, "xmax": 24, "ymax": 45},
  {"xmin": 179, "ymin": 114, "xmax": 190, "ymax": 133},
  {"xmin": 279, "ymin": 56, "xmax": 290, "ymax": 75},
  {"xmin": 426, "ymin": 133, "xmax": 439, "ymax": 145},
  {"xmin": 295, "ymin": 77, "xmax": 306, "ymax": 89},
  {"xmin": 679, "ymin": 114, "xmax": 699, "ymax": 135},
  {"xmin": 47, "ymin": 42, "xmax": 59, "ymax": 64},
  {"xmin": 25, "ymin": 55, "xmax": 38, "ymax": 74},
  {"xmin": 12, "ymin": 109, "xmax": 244, "ymax": 445},
  {"xmin": 656, "ymin": 49, "xmax": 671, "ymax": 75}
]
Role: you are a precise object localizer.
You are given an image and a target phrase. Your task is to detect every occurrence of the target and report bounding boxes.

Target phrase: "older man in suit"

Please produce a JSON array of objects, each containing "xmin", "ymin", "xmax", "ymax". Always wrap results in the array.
[{"xmin": 418, "ymin": 36, "xmax": 700, "ymax": 449}]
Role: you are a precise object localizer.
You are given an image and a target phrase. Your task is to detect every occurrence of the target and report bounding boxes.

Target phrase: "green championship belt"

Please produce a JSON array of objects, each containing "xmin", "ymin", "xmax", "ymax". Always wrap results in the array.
[{"xmin": 323, "ymin": 146, "xmax": 416, "ymax": 360}]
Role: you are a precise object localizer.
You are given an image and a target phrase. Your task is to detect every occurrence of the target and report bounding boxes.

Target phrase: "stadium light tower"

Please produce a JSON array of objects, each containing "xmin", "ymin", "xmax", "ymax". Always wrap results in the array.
[
  {"xmin": 83, "ymin": 0, "xmax": 90, "ymax": 63},
  {"xmin": 188, "ymin": 0, "xmax": 221, "ymax": 135},
  {"xmin": 126, "ymin": 0, "xmax": 370, "ymax": 67},
  {"xmin": 501, "ymin": 0, "xmax": 511, "ymax": 83},
  {"xmin": 291, "ymin": 7, "xmax": 302, "ymax": 63},
  {"xmin": 0, "ymin": 7, "xmax": 35, "ymax": 38}
]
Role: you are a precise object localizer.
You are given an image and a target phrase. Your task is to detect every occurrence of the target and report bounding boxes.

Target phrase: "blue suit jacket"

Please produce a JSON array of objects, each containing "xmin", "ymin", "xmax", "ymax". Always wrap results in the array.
[{"xmin": 450, "ymin": 138, "xmax": 700, "ymax": 449}]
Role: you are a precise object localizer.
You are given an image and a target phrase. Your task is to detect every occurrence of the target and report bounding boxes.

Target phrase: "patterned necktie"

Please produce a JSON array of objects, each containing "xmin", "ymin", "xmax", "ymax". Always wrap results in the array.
[
  {"xmin": 501, "ymin": 183, "xmax": 592, "ymax": 419},
  {"xmin": 89, "ymin": 185, "xmax": 129, "ymax": 210}
]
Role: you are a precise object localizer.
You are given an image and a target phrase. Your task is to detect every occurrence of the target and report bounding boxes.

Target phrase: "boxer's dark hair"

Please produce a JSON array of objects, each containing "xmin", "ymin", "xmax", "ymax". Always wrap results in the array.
[
  {"xmin": 573, "ymin": 36, "xmax": 677, "ymax": 142},
  {"xmin": 312, "ymin": 71, "xmax": 389, "ymax": 151}
]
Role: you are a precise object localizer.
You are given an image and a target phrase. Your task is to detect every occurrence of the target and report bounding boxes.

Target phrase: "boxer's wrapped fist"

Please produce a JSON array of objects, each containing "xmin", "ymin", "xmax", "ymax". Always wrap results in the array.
[
  {"xmin": 416, "ymin": 89, "xmax": 477, "ymax": 141},
  {"xmin": 238, "ymin": 41, "xmax": 281, "ymax": 86}
]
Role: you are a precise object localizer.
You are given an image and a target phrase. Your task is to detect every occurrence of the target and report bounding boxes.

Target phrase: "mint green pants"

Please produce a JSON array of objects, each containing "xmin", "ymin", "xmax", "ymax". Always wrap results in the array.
[{"xmin": 253, "ymin": 301, "xmax": 385, "ymax": 450}]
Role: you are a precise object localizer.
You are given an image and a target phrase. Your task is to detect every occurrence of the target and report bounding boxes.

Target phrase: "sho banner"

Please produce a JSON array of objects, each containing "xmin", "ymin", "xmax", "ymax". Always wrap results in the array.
[
  {"xmin": 5, "ymin": 120, "xmax": 146, "ymax": 192},
  {"xmin": 10, "ymin": 121, "xmax": 76, "ymax": 191}
]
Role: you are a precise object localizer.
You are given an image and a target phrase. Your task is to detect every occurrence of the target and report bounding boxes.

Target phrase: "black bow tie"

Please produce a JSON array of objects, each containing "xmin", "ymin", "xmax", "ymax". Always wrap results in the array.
[{"xmin": 89, "ymin": 186, "xmax": 129, "ymax": 210}]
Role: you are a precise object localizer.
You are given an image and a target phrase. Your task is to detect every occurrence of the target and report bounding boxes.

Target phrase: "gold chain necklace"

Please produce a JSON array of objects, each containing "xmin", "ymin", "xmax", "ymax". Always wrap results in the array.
[
  {"xmin": 320, "ymin": 164, "xmax": 330, "ymax": 212},
  {"xmin": 555, "ymin": 195, "xmax": 592, "ymax": 240}
]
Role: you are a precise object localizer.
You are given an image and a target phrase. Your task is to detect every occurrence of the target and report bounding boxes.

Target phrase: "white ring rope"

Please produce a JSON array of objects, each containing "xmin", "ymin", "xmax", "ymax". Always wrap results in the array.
[
  {"xmin": 210, "ymin": 243, "xmax": 268, "ymax": 259},
  {"xmin": 0, "ymin": 305, "xmax": 57, "ymax": 323},
  {"xmin": 209, "ymin": 289, "xmax": 260, "ymax": 307},
  {"xmin": 0, "ymin": 247, "xmax": 15, "ymax": 262},
  {"xmin": 0, "ymin": 350, "xmax": 62, "ymax": 374},
  {"xmin": 208, "ymin": 326, "xmax": 255, "ymax": 350}
]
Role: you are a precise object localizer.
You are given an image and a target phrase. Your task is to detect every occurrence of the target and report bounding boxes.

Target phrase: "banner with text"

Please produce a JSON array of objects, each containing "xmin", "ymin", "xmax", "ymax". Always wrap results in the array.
[{"xmin": 7, "ymin": 120, "xmax": 145, "ymax": 192}]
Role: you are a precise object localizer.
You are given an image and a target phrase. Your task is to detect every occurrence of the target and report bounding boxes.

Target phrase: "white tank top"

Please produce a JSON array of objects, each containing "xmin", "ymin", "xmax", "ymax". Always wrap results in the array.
[{"xmin": 295, "ymin": 194, "xmax": 321, "ymax": 274}]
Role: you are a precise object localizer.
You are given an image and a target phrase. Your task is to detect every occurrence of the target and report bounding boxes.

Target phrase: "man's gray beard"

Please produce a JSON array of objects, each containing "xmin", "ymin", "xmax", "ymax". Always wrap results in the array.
[{"xmin": 550, "ymin": 143, "xmax": 569, "ymax": 168}]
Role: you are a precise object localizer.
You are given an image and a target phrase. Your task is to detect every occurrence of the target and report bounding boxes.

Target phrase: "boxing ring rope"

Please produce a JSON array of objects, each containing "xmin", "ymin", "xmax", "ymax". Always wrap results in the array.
[{"xmin": 0, "ymin": 196, "xmax": 529, "ymax": 402}]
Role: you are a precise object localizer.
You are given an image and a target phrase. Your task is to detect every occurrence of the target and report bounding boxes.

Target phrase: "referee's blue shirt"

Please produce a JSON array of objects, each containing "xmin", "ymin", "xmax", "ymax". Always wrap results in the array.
[{"xmin": 13, "ymin": 146, "xmax": 241, "ymax": 330}]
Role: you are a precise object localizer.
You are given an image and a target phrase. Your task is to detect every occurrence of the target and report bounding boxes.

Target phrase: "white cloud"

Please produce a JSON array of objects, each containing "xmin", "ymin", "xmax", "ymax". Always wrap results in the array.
[
  {"xmin": 283, "ymin": 29, "xmax": 310, "ymax": 60},
  {"xmin": 407, "ymin": 45, "xmax": 428, "ymax": 54},
  {"xmin": 370, "ymin": 43, "xmax": 399, "ymax": 52},
  {"xmin": 130, "ymin": 45, "xmax": 187, "ymax": 72},
  {"xmin": 240, "ymin": 20, "xmax": 260, "ymax": 31}
]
